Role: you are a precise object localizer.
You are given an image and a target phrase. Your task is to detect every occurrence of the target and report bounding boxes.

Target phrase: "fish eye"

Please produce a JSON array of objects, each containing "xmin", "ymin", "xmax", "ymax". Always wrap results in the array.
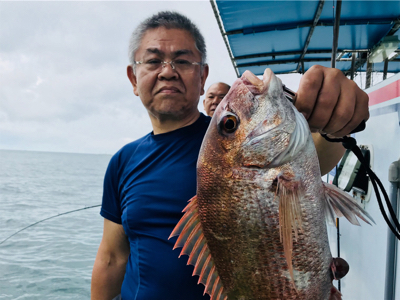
[{"xmin": 219, "ymin": 114, "xmax": 239, "ymax": 134}]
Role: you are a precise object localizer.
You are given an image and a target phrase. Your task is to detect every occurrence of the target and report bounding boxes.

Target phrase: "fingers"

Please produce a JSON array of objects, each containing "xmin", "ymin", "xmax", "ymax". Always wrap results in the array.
[
  {"xmin": 333, "ymin": 84, "xmax": 369, "ymax": 136},
  {"xmin": 322, "ymin": 77, "xmax": 356, "ymax": 135},
  {"xmin": 295, "ymin": 65, "xmax": 369, "ymax": 137},
  {"xmin": 295, "ymin": 65, "xmax": 325, "ymax": 123}
]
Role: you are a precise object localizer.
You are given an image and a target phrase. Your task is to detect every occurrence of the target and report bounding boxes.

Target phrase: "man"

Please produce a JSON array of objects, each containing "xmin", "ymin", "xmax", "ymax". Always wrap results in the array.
[
  {"xmin": 91, "ymin": 11, "xmax": 368, "ymax": 300},
  {"xmin": 203, "ymin": 82, "xmax": 230, "ymax": 116}
]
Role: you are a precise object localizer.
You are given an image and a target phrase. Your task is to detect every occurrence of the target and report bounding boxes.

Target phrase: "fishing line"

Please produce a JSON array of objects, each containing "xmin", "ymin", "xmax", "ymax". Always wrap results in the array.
[
  {"xmin": 321, "ymin": 134, "xmax": 400, "ymax": 240},
  {"xmin": 0, "ymin": 204, "xmax": 101, "ymax": 246}
]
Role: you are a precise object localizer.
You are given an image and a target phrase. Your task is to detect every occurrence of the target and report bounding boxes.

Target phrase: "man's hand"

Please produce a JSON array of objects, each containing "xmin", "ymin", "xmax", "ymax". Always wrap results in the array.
[{"xmin": 295, "ymin": 65, "xmax": 369, "ymax": 137}]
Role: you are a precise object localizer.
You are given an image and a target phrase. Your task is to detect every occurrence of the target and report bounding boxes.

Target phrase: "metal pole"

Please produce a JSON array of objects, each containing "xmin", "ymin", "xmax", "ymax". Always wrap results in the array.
[
  {"xmin": 384, "ymin": 160, "xmax": 400, "ymax": 300},
  {"xmin": 209, "ymin": 0, "xmax": 240, "ymax": 77},
  {"xmin": 383, "ymin": 58, "xmax": 389, "ymax": 81},
  {"xmin": 332, "ymin": 1, "xmax": 342, "ymax": 291},
  {"xmin": 296, "ymin": 0, "xmax": 325, "ymax": 73},
  {"xmin": 350, "ymin": 52, "xmax": 356, "ymax": 80},
  {"xmin": 331, "ymin": 0, "xmax": 342, "ymax": 68},
  {"xmin": 337, "ymin": 218, "xmax": 341, "ymax": 291},
  {"xmin": 366, "ymin": 59, "xmax": 373, "ymax": 89}
]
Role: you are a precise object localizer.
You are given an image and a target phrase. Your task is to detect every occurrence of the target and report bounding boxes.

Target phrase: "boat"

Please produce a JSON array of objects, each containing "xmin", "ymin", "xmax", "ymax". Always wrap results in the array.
[{"xmin": 211, "ymin": 1, "xmax": 400, "ymax": 298}]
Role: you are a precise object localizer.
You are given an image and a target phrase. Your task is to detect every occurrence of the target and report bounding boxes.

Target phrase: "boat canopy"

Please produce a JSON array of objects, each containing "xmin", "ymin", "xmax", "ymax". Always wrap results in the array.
[{"xmin": 212, "ymin": 0, "xmax": 400, "ymax": 78}]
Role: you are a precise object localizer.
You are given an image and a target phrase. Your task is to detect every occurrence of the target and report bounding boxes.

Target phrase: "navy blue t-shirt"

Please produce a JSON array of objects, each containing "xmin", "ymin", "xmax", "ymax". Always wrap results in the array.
[{"xmin": 101, "ymin": 113, "xmax": 211, "ymax": 300}]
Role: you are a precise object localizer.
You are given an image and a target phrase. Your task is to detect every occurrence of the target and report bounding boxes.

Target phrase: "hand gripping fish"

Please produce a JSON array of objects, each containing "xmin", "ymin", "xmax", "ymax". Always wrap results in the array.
[{"xmin": 170, "ymin": 68, "xmax": 374, "ymax": 300}]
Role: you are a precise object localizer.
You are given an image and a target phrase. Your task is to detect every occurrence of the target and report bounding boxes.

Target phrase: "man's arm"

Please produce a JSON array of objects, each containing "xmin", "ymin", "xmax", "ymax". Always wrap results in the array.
[
  {"xmin": 295, "ymin": 65, "xmax": 369, "ymax": 174},
  {"xmin": 312, "ymin": 132, "xmax": 345, "ymax": 176},
  {"xmin": 91, "ymin": 218, "xmax": 130, "ymax": 300}
]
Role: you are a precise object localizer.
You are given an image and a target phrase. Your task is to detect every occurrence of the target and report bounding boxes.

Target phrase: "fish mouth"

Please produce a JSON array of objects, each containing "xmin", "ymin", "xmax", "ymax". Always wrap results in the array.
[
  {"xmin": 240, "ymin": 68, "xmax": 274, "ymax": 96},
  {"xmin": 240, "ymin": 68, "xmax": 284, "ymax": 143}
]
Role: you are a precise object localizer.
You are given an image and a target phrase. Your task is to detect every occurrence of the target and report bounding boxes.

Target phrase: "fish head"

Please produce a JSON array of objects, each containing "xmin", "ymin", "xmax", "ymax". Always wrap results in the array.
[{"xmin": 200, "ymin": 68, "xmax": 311, "ymax": 170}]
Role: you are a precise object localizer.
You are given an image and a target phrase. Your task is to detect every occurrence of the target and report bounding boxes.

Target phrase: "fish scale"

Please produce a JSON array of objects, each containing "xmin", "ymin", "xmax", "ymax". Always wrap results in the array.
[
  {"xmin": 170, "ymin": 68, "xmax": 374, "ymax": 300},
  {"xmin": 198, "ymin": 163, "xmax": 331, "ymax": 299}
]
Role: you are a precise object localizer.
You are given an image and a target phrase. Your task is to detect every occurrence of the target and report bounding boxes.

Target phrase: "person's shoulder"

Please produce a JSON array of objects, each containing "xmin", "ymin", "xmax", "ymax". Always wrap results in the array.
[
  {"xmin": 197, "ymin": 113, "xmax": 211, "ymax": 130},
  {"xmin": 109, "ymin": 133, "xmax": 151, "ymax": 167},
  {"xmin": 120, "ymin": 135, "xmax": 149, "ymax": 153},
  {"xmin": 200, "ymin": 112, "xmax": 212, "ymax": 123}
]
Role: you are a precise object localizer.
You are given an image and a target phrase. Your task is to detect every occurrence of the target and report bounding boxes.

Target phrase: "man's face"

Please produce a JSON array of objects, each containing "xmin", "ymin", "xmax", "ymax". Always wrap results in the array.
[
  {"xmin": 127, "ymin": 27, "xmax": 208, "ymax": 121},
  {"xmin": 203, "ymin": 83, "xmax": 230, "ymax": 117}
]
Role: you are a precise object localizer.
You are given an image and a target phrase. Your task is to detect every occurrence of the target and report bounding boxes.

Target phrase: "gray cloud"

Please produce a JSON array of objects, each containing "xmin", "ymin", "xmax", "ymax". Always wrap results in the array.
[{"xmin": 0, "ymin": 1, "xmax": 245, "ymax": 154}]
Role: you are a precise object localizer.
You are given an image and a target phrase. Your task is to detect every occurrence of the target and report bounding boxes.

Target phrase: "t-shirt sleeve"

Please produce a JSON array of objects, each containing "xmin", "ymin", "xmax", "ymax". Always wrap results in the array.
[{"xmin": 100, "ymin": 154, "xmax": 122, "ymax": 224}]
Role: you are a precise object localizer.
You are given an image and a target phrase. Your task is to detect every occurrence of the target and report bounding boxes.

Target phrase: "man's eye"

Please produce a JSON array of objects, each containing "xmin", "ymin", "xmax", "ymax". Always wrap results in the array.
[
  {"xmin": 146, "ymin": 59, "xmax": 162, "ymax": 64},
  {"xmin": 174, "ymin": 59, "xmax": 191, "ymax": 65}
]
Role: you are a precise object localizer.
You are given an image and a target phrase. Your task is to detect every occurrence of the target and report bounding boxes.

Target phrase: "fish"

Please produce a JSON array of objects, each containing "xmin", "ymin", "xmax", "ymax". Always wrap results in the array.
[{"xmin": 169, "ymin": 68, "xmax": 374, "ymax": 300}]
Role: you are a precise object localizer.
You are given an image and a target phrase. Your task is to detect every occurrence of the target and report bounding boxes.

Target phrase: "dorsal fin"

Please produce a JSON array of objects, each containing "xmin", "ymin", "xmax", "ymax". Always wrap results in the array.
[{"xmin": 169, "ymin": 196, "xmax": 227, "ymax": 300}]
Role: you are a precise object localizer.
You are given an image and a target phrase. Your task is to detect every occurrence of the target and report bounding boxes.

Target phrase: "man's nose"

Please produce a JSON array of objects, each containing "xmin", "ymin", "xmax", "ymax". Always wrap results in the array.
[
  {"xmin": 212, "ymin": 97, "xmax": 220, "ymax": 104},
  {"xmin": 158, "ymin": 62, "xmax": 178, "ymax": 79}
]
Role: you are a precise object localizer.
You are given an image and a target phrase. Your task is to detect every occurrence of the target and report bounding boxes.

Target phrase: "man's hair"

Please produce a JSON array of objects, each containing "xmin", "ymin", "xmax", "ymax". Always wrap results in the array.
[{"xmin": 128, "ymin": 11, "xmax": 207, "ymax": 70}]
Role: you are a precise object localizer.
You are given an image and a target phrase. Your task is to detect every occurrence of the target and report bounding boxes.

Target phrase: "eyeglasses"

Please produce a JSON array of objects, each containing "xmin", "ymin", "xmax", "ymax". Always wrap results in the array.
[{"xmin": 134, "ymin": 59, "xmax": 202, "ymax": 74}]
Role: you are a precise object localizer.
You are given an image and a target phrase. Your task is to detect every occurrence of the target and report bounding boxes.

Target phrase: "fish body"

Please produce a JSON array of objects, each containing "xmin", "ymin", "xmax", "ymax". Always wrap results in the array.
[{"xmin": 170, "ymin": 69, "xmax": 373, "ymax": 300}]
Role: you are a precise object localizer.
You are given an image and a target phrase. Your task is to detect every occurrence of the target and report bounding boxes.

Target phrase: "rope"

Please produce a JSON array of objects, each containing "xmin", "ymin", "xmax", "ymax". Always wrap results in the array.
[{"xmin": 321, "ymin": 134, "xmax": 400, "ymax": 240}]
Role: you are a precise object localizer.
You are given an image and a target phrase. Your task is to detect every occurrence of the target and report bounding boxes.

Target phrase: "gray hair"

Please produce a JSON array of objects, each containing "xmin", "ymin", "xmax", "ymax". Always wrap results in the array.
[{"xmin": 128, "ymin": 11, "xmax": 207, "ymax": 71}]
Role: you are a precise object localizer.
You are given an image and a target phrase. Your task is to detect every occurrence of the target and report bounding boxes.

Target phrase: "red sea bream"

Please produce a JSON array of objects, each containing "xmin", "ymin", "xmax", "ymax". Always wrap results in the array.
[{"xmin": 170, "ymin": 68, "xmax": 373, "ymax": 300}]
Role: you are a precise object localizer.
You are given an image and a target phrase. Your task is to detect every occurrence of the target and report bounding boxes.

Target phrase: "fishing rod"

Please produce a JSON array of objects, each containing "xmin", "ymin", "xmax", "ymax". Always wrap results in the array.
[{"xmin": 0, "ymin": 204, "xmax": 101, "ymax": 246}]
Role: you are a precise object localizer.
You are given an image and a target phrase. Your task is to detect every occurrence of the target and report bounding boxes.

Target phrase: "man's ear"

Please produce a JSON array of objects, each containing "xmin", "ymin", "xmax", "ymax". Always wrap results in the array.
[
  {"xmin": 127, "ymin": 65, "xmax": 139, "ymax": 96},
  {"xmin": 200, "ymin": 64, "xmax": 209, "ymax": 96}
]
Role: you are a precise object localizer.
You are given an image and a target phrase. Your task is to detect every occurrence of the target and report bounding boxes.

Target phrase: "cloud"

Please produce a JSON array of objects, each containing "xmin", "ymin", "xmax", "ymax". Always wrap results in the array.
[{"xmin": 0, "ymin": 1, "xmax": 240, "ymax": 154}]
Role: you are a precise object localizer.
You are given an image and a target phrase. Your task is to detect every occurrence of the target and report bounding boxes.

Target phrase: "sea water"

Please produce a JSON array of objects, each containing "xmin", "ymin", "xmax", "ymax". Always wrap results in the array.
[{"xmin": 0, "ymin": 150, "xmax": 111, "ymax": 299}]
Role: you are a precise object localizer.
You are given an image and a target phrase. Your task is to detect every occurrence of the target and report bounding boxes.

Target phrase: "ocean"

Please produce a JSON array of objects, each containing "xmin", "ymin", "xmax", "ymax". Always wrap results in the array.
[{"xmin": 0, "ymin": 150, "xmax": 112, "ymax": 300}]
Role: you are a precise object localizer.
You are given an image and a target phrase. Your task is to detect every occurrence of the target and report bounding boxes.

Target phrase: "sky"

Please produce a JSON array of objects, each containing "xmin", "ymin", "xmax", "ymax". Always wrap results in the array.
[
  {"xmin": 0, "ymin": 0, "xmax": 385, "ymax": 155},
  {"xmin": 0, "ymin": 1, "xmax": 240, "ymax": 154}
]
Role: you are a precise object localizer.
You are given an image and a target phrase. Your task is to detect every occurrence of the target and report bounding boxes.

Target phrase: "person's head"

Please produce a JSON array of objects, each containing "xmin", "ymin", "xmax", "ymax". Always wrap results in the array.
[
  {"xmin": 128, "ymin": 11, "xmax": 207, "ymax": 73},
  {"xmin": 203, "ymin": 82, "xmax": 230, "ymax": 117},
  {"xmin": 126, "ymin": 11, "xmax": 209, "ymax": 128}
]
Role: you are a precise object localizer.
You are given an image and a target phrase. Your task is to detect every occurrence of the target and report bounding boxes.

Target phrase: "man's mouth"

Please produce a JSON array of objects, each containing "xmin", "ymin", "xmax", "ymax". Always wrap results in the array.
[{"xmin": 158, "ymin": 86, "xmax": 181, "ymax": 94}]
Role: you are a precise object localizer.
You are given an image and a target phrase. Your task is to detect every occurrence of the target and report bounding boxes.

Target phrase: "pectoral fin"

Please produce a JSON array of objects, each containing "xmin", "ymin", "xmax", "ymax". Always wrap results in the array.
[
  {"xmin": 275, "ymin": 175, "xmax": 304, "ymax": 288},
  {"xmin": 322, "ymin": 182, "xmax": 375, "ymax": 226}
]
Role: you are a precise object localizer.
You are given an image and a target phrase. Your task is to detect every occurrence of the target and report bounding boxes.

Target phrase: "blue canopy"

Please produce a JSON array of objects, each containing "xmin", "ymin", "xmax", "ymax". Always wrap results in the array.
[{"xmin": 212, "ymin": 0, "xmax": 400, "ymax": 77}]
